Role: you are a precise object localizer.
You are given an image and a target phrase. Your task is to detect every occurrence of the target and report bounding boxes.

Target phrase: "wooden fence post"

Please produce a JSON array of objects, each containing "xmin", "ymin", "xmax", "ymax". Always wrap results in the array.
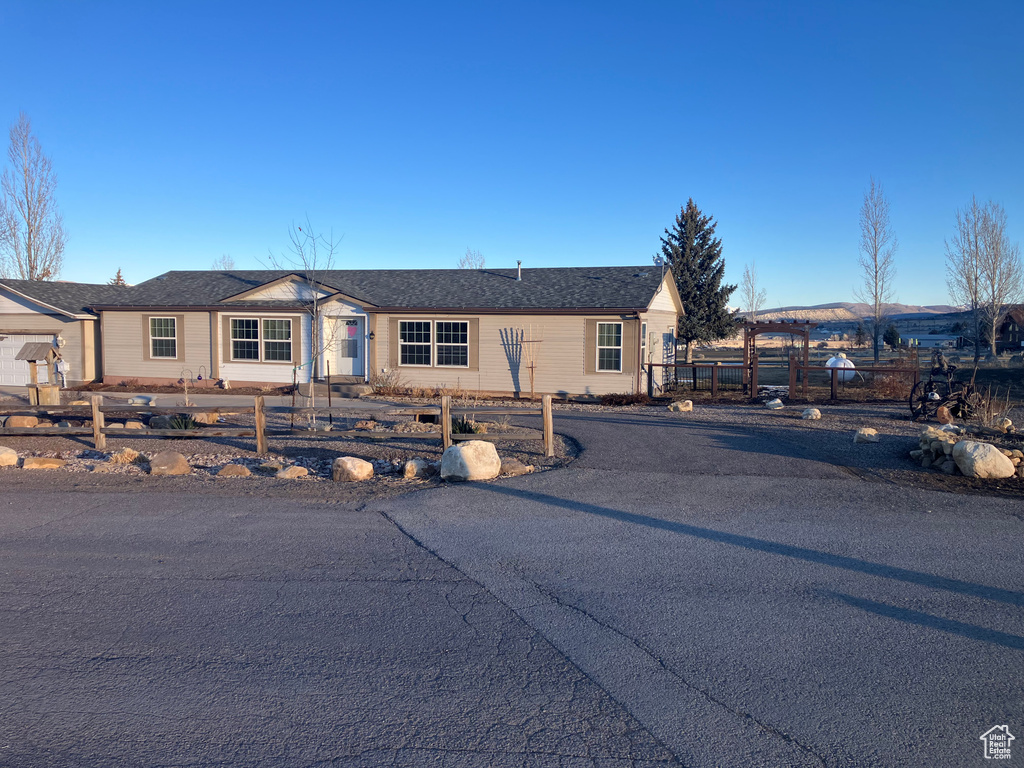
[
  {"xmin": 830, "ymin": 367, "xmax": 838, "ymax": 400},
  {"xmin": 254, "ymin": 395, "xmax": 268, "ymax": 455},
  {"xmin": 788, "ymin": 353, "xmax": 797, "ymax": 396},
  {"xmin": 647, "ymin": 363, "xmax": 654, "ymax": 398},
  {"xmin": 750, "ymin": 355, "xmax": 758, "ymax": 399},
  {"xmin": 91, "ymin": 395, "xmax": 105, "ymax": 451},
  {"xmin": 441, "ymin": 395, "xmax": 452, "ymax": 450},
  {"xmin": 710, "ymin": 365, "xmax": 719, "ymax": 398},
  {"xmin": 542, "ymin": 394, "xmax": 554, "ymax": 457}
]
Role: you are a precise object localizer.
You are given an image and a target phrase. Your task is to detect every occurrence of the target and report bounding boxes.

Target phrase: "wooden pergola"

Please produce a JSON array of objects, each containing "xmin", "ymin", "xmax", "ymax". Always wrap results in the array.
[{"xmin": 742, "ymin": 320, "xmax": 818, "ymax": 395}]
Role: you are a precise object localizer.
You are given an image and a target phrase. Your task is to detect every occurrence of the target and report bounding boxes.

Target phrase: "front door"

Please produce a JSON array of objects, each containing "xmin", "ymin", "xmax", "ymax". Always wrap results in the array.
[{"xmin": 334, "ymin": 318, "xmax": 364, "ymax": 376}]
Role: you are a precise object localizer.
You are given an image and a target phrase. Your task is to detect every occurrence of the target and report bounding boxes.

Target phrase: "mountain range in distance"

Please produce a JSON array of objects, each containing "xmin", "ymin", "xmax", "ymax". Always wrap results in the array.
[{"xmin": 755, "ymin": 302, "xmax": 963, "ymax": 323}]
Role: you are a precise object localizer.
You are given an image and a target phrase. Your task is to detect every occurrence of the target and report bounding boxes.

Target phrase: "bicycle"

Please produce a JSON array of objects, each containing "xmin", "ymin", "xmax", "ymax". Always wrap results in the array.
[{"xmin": 908, "ymin": 350, "xmax": 981, "ymax": 421}]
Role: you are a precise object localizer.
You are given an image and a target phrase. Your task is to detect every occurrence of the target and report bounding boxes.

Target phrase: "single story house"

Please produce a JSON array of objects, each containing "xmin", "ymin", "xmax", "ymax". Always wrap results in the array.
[
  {"xmin": 89, "ymin": 266, "xmax": 682, "ymax": 397},
  {"xmin": 0, "ymin": 279, "xmax": 131, "ymax": 386}
]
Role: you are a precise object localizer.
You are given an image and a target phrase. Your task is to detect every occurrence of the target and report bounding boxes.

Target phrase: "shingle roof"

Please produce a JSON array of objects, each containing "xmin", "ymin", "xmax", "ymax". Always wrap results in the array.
[
  {"xmin": 0, "ymin": 279, "xmax": 134, "ymax": 316},
  {"xmin": 100, "ymin": 266, "xmax": 668, "ymax": 311}
]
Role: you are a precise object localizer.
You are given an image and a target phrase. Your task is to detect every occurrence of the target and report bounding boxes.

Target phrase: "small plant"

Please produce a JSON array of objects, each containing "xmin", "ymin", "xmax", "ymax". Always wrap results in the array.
[
  {"xmin": 451, "ymin": 416, "xmax": 478, "ymax": 434},
  {"xmin": 600, "ymin": 393, "xmax": 652, "ymax": 406},
  {"xmin": 118, "ymin": 378, "xmax": 140, "ymax": 389},
  {"xmin": 168, "ymin": 413, "xmax": 201, "ymax": 430},
  {"xmin": 369, "ymin": 368, "xmax": 409, "ymax": 396}
]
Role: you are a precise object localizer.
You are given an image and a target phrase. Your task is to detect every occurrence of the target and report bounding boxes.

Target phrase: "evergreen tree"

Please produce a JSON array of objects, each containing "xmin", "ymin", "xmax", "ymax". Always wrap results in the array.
[
  {"xmin": 657, "ymin": 199, "xmax": 738, "ymax": 362},
  {"xmin": 854, "ymin": 322, "xmax": 867, "ymax": 348},
  {"xmin": 108, "ymin": 268, "xmax": 127, "ymax": 286},
  {"xmin": 883, "ymin": 323, "xmax": 901, "ymax": 350}
]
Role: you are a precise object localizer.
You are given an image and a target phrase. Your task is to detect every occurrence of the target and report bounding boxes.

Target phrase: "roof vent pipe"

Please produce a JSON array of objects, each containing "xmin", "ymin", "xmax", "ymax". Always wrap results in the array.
[{"xmin": 517, "ymin": 260, "xmax": 522, "ymax": 281}]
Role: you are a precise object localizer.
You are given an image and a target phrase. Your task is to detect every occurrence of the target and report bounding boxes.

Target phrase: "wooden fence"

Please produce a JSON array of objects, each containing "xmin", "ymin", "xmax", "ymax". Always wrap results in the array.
[{"xmin": 0, "ymin": 394, "xmax": 555, "ymax": 457}]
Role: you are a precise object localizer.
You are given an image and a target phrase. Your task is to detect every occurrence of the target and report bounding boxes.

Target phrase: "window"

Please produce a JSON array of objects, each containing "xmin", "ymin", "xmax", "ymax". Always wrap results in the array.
[
  {"xmin": 436, "ymin": 321, "xmax": 469, "ymax": 367},
  {"xmin": 640, "ymin": 322, "xmax": 648, "ymax": 363},
  {"xmin": 400, "ymin": 321, "xmax": 432, "ymax": 366},
  {"xmin": 150, "ymin": 317, "xmax": 177, "ymax": 358},
  {"xmin": 230, "ymin": 317, "xmax": 293, "ymax": 362},
  {"xmin": 231, "ymin": 319, "xmax": 260, "ymax": 360},
  {"xmin": 263, "ymin": 319, "xmax": 292, "ymax": 361},
  {"xmin": 596, "ymin": 322, "xmax": 622, "ymax": 372}
]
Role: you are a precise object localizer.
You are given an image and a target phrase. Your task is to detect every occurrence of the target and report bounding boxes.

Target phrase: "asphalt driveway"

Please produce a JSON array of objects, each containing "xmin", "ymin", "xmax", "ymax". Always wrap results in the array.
[
  {"xmin": 1, "ymin": 408, "xmax": 1021, "ymax": 767},
  {"xmin": 380, "ymin": 410, "xmax": 1024, "ymax": 767}
]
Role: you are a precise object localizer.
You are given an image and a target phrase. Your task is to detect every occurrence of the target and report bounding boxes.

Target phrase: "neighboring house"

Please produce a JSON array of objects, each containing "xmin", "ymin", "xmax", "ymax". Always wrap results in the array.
[
  {"xmin": 0, "ymin": 280, "xmax": 131, "ymax": 386},
  {"xmin": 905, "ymin": 334, "xmax": 962, "ymax": 350},
  {"xmin": 89, "ymin": 266, "xmax": 682, "ymax": 397},
  {"xmin": 996, "ymin": 306, "xmax": 1024, "ymax": 353}
]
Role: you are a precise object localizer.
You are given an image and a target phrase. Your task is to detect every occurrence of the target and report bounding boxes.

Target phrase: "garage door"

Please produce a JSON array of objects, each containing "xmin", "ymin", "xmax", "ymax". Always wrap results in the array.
[{"xmin": 0, "ymin": 334, "xmax": 54, "ymax": 385}]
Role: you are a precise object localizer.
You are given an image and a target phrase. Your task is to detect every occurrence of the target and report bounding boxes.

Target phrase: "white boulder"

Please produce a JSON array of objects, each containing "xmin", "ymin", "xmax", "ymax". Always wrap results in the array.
[
  {"xmin": 0, "ymin": 447, "xmax": 18, "ymax": 467},
  {"xmin": 667, "ymin": 400, "xmax": 693, "ymax": 412},
  {"xmin": 333, "ymin": 456, "xmax": 374, "ymax": 482},
  {"xmin": 951, "ymin": 440, "xmax": 1016, "ymax": 479},
  {"xmin": 801, "ymin": 408, "xmax": 821, "ymax": 420},
  {"xmin": 854, "ymin": 428, "xmax": 879, "ymax": 444},
  {"xmin": 440, "ymin": 440, "xmax": 501, "ymax": 482},
  {"xmin": 402, "ymin": 458, "xmax": 432, "ymax": 479},
  {"xmin": 765, "ymin": 398, "xmax": 784, "ymax": 410}
]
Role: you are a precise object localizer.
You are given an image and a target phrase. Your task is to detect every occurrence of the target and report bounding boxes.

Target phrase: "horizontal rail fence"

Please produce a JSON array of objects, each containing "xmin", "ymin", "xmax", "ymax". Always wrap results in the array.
[
  {"xmin": 0, "ymin": 394, "xmax": 555, "ymax": 457},
  {"xmin": 787, "ymin": 355, "xmax": 920, "ymax": 401},
  {"xmin": 646, "ymin": 363, "xmax": 745, "ymax": 397}
]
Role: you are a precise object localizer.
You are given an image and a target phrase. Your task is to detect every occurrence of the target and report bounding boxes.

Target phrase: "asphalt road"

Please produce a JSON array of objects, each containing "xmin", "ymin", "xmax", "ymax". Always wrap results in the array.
[{"xmin": 1, "ymin": 409, "xmax": 1021, "ymax": 767}]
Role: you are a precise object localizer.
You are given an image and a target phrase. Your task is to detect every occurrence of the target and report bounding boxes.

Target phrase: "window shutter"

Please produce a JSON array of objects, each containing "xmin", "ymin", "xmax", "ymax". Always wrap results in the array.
[
  {"xmin": 388, "ymin": 317, "xmax": 400, "ymax": 368},
  {"xmin": 621, "ymin": 318, "xmax": 636, "ymax": 375},
  {"xmin": 584, "ymin": 319, "xmax": 597, "ymax": 375},
  {"xmin": 467, "ymin": 318, "xmax": 480, "ymax": 371}
]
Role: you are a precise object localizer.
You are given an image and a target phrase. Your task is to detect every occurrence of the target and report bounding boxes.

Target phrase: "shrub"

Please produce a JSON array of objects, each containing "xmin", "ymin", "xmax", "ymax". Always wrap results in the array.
[
  {"xmin": 168, "ymin": 413, "xmax": 201, "ymax": 430},
  {"xmin": 118, "ymin": 378, "xmax": 140, "ymax": 388},
  {"xmin": 369, "ymin": 368, "xmax": 408, "ymax": 396},
  {"xmin": 451, "ymin": 416, "xmax": 478, "ymax": 434},
  {"xmin": 600, "ymin": 393, "xmax": 652, "ymax": 406}
]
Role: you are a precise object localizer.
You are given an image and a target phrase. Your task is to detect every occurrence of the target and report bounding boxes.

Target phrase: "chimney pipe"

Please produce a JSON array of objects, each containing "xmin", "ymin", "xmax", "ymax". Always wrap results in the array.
[{"xmin": 517, "ymin": 260, "xmax": 522, "ymax": 281}]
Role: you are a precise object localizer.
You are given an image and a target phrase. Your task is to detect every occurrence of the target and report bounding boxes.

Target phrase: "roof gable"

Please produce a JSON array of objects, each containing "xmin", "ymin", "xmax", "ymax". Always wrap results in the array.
[{"xmin": 223, "ymin": 274, "xmax": 336, "ymax": 303}]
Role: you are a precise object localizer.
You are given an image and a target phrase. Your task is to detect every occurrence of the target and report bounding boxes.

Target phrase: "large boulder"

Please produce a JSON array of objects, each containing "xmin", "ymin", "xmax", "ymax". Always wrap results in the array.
[
  {"xmin": 765, "ymin": 398, "xmax": 784, "ymax": 410},
  {"xmin": 333, "ymin": 457, "xmax": 374, "ymax": 482},
  {"xmin": 0, "ymin": 447, "xmax": 18, "ymax": 467},
  {"xmin": 440, "ymin": 440, "xmax": 501, "ymax": 482},
  {"xmin": 801, "ymin": 408, "xmax": 821, "ymax": 420},
  {"xmin": 6, "ymin": 415, "xmax": 38, "ymax": 428},
  {"xmin": 952, "ymin": 440, "xmax": 1016, "ymax": 479},
  {"xmin": 149, "ymin": 451, "xmax": 191, "ymax": 476},
  {"xmin": 667, "ymin": 400, "xmax": 693, "ymax": 412}
]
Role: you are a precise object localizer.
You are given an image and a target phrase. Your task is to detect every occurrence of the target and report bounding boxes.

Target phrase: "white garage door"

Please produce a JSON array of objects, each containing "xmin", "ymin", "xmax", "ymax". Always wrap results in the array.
[{"xmin": 0, "ymin": 334, "xmax": 54, "ymax": 385}]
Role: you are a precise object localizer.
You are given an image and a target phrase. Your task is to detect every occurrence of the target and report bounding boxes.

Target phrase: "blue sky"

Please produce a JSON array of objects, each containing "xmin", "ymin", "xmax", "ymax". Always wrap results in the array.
[{"xmin": 2, "ymin": 1, "xmax": 1021, "ymax": 307}]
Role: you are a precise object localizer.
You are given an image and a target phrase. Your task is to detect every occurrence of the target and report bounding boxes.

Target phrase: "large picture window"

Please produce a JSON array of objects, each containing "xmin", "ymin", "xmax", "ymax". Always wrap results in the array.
[
  {"xmin": 596, "ymin": 322, "xmax": 622, "ymax": 372},
  {"xmin": 399, "ymin": 321, "xmax": 432, "ymax": 366},
  {"xmin": 149, "ymin": 317, "xmax": 177, "ymax": 358},
  {"xmin": 230, "ymin": 317, "xmax": 292, "ymax": 362}
]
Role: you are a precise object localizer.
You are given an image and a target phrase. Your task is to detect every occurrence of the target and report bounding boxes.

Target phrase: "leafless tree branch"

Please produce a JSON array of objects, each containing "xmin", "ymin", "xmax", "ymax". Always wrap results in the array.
[
  {"xmin": 458, "ymin": 247, "xmax": 485, "ymax": 269},
  {"xmin": 740, "ymin": 261, "xmax": 767, "ymax": 321},
  {"xmin": 853, "ymin": 177, "xmax": 898, "ymax": 362}
]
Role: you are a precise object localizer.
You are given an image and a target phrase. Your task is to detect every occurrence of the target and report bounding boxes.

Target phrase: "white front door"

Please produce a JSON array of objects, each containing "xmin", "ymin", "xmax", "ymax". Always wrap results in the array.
[{"xmin": 334, "ymin": 318, "xmax": 364, "ymax": 376}]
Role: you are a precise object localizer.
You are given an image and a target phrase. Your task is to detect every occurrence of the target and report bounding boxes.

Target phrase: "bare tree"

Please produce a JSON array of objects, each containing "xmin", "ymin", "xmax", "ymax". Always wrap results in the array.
[
  {"xmin": 458, "ymin": 247, "xmax": 485, "ymax": 269},
  {"xmin": 854, "ymin": 177, "xmax": 898, "ymax": 362},
  {"xmin": 739, "ymin": 261, "xmax": 767, "ymax": 321},
  {"xmin": 267, "ymin": 219, "xmax": 344, "ymax": 418},
  {"xmin": 0, "ymin": 113, "xmax": 67, "ymax": 280},
  {"xmin": 945, "ymin": 196, "xmax": 985, "ymax": 361},
  {"xmin": 212, "ymin": 254, "xmax": 235, "ymax": 270},
  {"xmin": 977, "ymin": 202, "xmax": 1023, "ymax": 358}
]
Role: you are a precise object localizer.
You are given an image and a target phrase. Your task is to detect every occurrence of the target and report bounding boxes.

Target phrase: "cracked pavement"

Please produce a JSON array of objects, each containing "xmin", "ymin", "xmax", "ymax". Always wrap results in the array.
[{"xmin": 2, "ymin": 408, "xmax": 1022, "ymax": 767}]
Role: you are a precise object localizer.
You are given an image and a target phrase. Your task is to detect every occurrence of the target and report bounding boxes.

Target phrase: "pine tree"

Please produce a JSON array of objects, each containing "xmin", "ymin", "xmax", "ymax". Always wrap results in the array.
[
  {"xmin": 657, "ymin": 199, "xmax": 738, "ymax": 362},
  {"xmin": 108, "ymin": 268, "xmax": 127, "ymax": 286}
]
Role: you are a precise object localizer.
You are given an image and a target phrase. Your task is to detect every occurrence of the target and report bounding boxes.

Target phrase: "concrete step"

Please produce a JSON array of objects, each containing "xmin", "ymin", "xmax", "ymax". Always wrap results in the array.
[{"xmin": 296, "ymin": 381, "xmax": 374, "ymax": 400}]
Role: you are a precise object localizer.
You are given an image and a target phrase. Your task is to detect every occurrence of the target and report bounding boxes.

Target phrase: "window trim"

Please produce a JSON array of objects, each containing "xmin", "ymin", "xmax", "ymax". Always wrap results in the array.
[
  {"xmin": 149, "ymin": 316, "xmax": 178, "ymax": 359},
  {"xmin": 397, "ymin": 320, "xmax": 471, "ymax": 369},
  {"xmin": 223, "ymin": 315, "xmax": 297, "ymax": 365},
  {"xmin": 142, "ymin": 314, "xmax": 184, "ymax": 362},
  {"xmin": 596, "ymin": 321, "xmax": 623, "ymax": 373}
]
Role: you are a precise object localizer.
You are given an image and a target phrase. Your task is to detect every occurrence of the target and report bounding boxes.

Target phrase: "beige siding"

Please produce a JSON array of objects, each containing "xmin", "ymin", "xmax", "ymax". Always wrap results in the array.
[
  {"xmin": 0, "ymin": 312, "xmax": 93, "ymax": 384},
  {"xmin": 102, "ymin": 311, "xmax": 213, "ymax": 380},
  {"xmin": 647, "ymin": 275, "xmax": 678, "ymax": 313},
  {"xmin": 372, "ymin": 313, "xmax": 642, "ymax": 396}
]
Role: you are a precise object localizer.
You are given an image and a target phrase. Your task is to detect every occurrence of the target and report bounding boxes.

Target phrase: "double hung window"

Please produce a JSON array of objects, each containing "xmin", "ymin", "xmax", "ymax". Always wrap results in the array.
[
  {"xmin": 149, "ymin": 317, "xmax": 177, "ymax": 358},
  {"xmin": 596, "ymin": 322, "xmax": 622, "ymax": 372}
]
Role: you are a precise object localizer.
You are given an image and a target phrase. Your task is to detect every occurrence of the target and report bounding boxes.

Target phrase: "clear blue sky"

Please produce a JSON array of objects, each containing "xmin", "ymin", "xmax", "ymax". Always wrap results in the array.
[{"xmin": 2, "ymin": 1, "xmax": 1021, "ymax": 307}]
